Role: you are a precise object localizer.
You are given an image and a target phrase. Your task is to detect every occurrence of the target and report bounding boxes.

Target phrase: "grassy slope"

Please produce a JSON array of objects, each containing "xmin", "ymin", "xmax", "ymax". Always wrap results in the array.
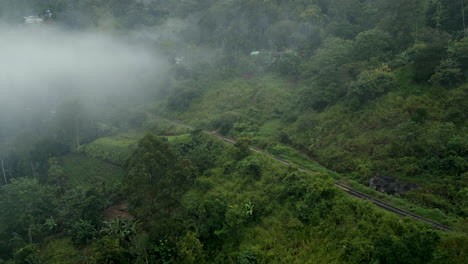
[
  {"xmin": 40, "ymin": 128, "xmax": 466, "ymax": 263},
  {"xmin": 151, "ymin": 72, "xmax": 467, "ymax": 230},
  {"xmin": 39, "ymin": 237, "xmax": 81, "ymax": 264},
  {"xmin": 159, "ymin": 74, "xmax": 295, "ymax": 128},
  {"xmin": 151, "ymin": 117, "xmax": 463, "ymax": 231},
  {"xmin": 284, "ymin": 77, "xmax": 468, "ymax": 229},
  {"xmin": 178, "ymin": 148, "xmax": 466, "ymax": 263}
]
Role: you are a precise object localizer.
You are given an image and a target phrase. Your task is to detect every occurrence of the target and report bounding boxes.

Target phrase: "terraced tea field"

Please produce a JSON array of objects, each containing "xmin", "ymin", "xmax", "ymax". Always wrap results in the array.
[
  {"xmin": 61, "ymin": 154, "xmax": 126, "ymax": 186},
  {"xmin": 80, "ymin": 135, "xmax": 138, "ymax": 165}
]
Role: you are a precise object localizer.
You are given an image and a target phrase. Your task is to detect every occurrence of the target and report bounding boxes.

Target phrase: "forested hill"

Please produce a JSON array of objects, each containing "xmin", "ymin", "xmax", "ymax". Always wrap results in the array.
[
  {"xmin": 0, "ymin": 0, "xmax": 467, "ymax": 263},
  {"xmin": 153, "ymin": 0, "xmax": 468, "ymax": 224}
]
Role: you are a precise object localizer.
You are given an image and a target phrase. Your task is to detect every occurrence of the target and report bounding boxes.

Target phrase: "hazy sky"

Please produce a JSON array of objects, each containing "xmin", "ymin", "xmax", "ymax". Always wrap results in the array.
[{"xmin": 0, "ymin": 24, "xmax": 166, "ymax": 108}]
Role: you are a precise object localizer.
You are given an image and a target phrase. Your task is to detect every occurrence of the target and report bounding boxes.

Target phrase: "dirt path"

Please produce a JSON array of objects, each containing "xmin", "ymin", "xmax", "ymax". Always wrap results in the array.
[{"xmin": 104, "ymin": 202, "xmax": 133, "ymax": 221}]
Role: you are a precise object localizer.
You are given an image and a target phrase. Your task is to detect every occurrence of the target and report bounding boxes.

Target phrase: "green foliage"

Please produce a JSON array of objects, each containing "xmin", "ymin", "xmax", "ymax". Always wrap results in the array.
[
  {"xmin": 38, "ymin": 237, "xmax": 81, "ymax": 264},
  {"xmin": 374, "ymin": 230, "xmax": 440, "ymax": 264},
  {"xmin": 231, "ymin": 138, "xmax": 252, "ymax": 161},
  {"xmin": 95, "ymin": 122, "xmax": 118, "ymax": 138},
  {"xmin": 164, "ymin": 75, "xmax": 292, "ymax": 136},
  {"xmin": 151, "ymin": 239, "xmax": 177, "ymax": 264},
  {"xmin": 29, "ymin": 139, "xmax": 69, "ymax": 176},
  {"xmin": 130, "ymin": 129, "xmax": 455, "ymax": 262},
  {"xmin": 181, "ymin": 191, "xmax": 227, "ymax": 246},
  {"xmin": 101, "ymin": 217, "xmax": 137, "ymax": 245},
  {"xmin": 268, "ymin": 51, "xmax": 302, "ymax": 77},
  {"xmin": 143, "ymin": 120, "xmax": 190, "ymax": 136},
  {"xmin": 91, "ymin": 237, "xmax": 132, "ymax": 264},
  {"xmin": 167, "ymin": 81, "xmax": 203, "ymax": 111},
  {"xmin": 281, "ymin": 171, "xmax": 336, "ymax": 224},
  {"xmin": 13, "ymin": 244, "xmax": 40, "ymax": 264},
  {"xmin": 172, "ymin": 131, "xmax": 224, "ymax": 174},
  {"xmin": 352, "ymin": 29, "xmax": 393, "ymax": 61},
  {"xmin": 349, "ymin": 65, "xmax": 396, "ymax": 101},
  {"xmin": 176, "ymin": 232, "xmax": 206, "ymax": 264},
  {"xmin": 430, "ymin": 67, "xmax": 463, "ymax": 88},
  {"xmin": 430, "ymin": 59, "xmax": 464, "ymax": 87},
  {"xmin": 237, "ymin": 248, "xmax": 258, "ymax": 264},
  {"xmin": 426, "ymin": 0, "xmax": 467, "ymax": 33},
  {"xmin": 3, "ymin": 128, "xmax": 465, "ymax": 263},
  {"xmin": 449, "ymin": 38, "xmax": 468, "ymax": 72},
  {"xmin": 302, "ymin": 37, "xmax": 354, "ymax": 84},
  {"xmin": 3, "ymin": 0, "xmax": 468, "ymax": 263},
  {"xmin": 69, "ymin": 220, "xmax": 98, "ymax": 246},
  {"xmin": 126, "ymin": 133, "xmax": 197, "ymax": 238},
  {"xmin": 236, "ymin": 156, "xmax": 262, "ymax": 180},
  {"xmin": 213, "ymin": 112, "xmax": 241, "ymax": 135},
  {"xmin": 58, "ymin": 185, "xmax": 107, "ymax": 229},
  {"xmin": 46, "ymin": 157, "xmax": 65, "ymax": 192},
  {"xmin": 407, "ymin": 35, "xmax": 449, "ymax": 82},
  {"xmin": 300, "ymin": 37, "xmax": 354, "ymax": 109},
  {"xmin": 0, "ymin": 178, "xmax": 57, "ymax": 245}
]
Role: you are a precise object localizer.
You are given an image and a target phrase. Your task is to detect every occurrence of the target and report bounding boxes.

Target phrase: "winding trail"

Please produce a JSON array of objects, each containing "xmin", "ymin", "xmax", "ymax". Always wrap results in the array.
[{"xmin": 152, "ymin": 115, "xmax": 454, "ymax": 232}]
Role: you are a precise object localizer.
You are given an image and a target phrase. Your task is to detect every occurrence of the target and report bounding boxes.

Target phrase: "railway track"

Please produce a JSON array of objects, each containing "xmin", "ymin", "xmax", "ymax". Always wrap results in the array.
[
  {"xmin": 152, "ymin": 115, "xmax": 454, "ymax": 232},
  {"xmin": 334, "ymin": 183, "xmax": 453, "ymax": 232}
]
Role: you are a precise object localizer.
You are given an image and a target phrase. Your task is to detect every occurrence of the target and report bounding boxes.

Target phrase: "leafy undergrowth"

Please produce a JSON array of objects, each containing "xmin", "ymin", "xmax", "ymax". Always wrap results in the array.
[
  {"xmin": 261, "ymin": 143, "xmax": 463, "ymax": 229},
  {"xmin": 163, "ymin": 134, "xmax": 191, "ymax": 142},
  {"xmin": 156, "ymin": 74, "xmax": 295, "ymax": 130},
  {"xmin": 8, "ymin": 132, "xmax": 464, "ymax": 264},
  {"xmin": 345, "ymin": 180, "xmax": 461, "ymax": 229},
  {"xmin": 123, "ymin": 133, "xmax": 467, "ymax": 263},
  {"xmin": 39, "ymin": 236, "xmax": 81, "ymax": 264},
  {"xmin": 61, "ymin": 153, "xmax": 125, "ymax": 186},
  {"xmin": 143, "ymin": 117, "xmax": 192, "ymax": 136},
  {"xmin": 152, "ymin": 34, "xmax": 468, "ymax": 226},
  {"xmin": 145, "ymin": 116, "xmax": 465, "ymax": 232}
]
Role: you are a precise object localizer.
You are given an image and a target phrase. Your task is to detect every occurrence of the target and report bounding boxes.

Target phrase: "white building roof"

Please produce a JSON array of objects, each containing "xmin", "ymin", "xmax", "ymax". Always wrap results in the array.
[{"xmin": 24, "ymin": 16, "xmax": 43, "ymax": 24}]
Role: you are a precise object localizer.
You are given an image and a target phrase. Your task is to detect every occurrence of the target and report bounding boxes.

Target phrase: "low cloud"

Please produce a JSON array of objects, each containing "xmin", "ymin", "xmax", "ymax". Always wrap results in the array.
[{"xmin": 0, "ymin": 24, "xmax": 166, "ymax": 108}]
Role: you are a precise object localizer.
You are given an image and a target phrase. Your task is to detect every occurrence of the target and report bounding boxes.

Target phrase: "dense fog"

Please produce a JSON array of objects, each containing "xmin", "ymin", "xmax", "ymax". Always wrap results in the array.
[
  {"xmin": 0, "ymin": 23, "xmax": 166, "ymax": 112},
  {"xmin": 0, "ymin": 23, "xmax": 170, "ymax": 147}
]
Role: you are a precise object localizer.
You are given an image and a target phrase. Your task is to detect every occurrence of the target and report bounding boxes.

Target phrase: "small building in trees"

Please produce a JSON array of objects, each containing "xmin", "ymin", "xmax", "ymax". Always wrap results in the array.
[
  {"xmin": 23, "ymin": 10, "xmax": 54, "ymax": 24},
  {"xmin": 24, "ymin": 16, "xmax": 43, "ymax": 24}
]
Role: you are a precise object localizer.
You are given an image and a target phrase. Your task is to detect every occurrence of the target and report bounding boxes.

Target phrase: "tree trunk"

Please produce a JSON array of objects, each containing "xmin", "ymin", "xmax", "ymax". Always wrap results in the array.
[
  {"xmin": 75, "ymin": 118, "xmax": 80, "ymax": 149},
  {"xmin": 30, "ymin": 162, "xmax": 35, "ymax": 178},
  {"xmin": 462, "ymin": 0, "xmax": 466, "ymax": 37},
  {"xmin": 28, "ymin": 225, "xmax": 33, "ymax": 243},
  {"xmin": 1, "ymin": 159, "xmax": 7, "ymax": 185}
]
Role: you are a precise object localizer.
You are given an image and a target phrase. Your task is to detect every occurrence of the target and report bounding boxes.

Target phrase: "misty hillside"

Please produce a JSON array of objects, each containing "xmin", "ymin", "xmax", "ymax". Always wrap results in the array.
[{"xmin": 0, "ymin": 0, "xmax": 467, "ymax": 263}]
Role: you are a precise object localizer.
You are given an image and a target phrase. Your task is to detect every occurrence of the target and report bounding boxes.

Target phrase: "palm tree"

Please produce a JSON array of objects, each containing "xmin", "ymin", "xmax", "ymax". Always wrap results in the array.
[{"xmin": 101, "ymin": 217, "xmax": 138, "ymax": 243}]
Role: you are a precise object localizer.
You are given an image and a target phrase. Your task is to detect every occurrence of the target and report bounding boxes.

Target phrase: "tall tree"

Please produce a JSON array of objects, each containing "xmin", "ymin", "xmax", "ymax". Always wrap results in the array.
[
  {"xmin": 0, "ymin": 178, "xmax": 57, "ymax": 245},
  {"xmin": 378, "ymin": 0, "xmax": 426, "ymax": 49},
  {"xmin": 0, "ymin": 157, "xmax": 7, "ymax": 185},
  {"xmin": 126, "ymin": 133, "xmax": 197, "ymax": 237},
  {"xmin": 462, "ymin": 0, "xmax": 466, "ymax": 36},
  {"xmin": 46, "ymin": 157, "xmax": 65, "ymax": 194},
  {"xmin": 56, "ymin": 99, "xmax": 84, "ymax": 149},
  {"xmin": 426, "ymin": 0, "xmax": 468, "ymax": 33}
]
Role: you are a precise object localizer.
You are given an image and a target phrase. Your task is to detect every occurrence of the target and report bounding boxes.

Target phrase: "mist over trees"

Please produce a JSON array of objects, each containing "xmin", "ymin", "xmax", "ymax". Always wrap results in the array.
[{"xmin": 0, "ymin": 0, "xmax": 467, "ymax": 263}]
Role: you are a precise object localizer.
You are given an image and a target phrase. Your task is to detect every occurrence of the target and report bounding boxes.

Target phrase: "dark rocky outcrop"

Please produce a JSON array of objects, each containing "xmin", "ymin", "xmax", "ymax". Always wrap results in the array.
[{"xmin": 369, "ymin": 174, "xmax": 418, "ymax": 195}]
